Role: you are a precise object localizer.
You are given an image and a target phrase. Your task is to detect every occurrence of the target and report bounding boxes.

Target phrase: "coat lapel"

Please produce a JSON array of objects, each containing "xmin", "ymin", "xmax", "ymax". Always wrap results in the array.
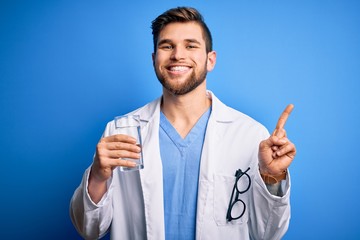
[
  {"xmin": 136, "ymin": 97, "xmax": 166, "ymax": 240},
  {"xmin": 196, "ymin": 91, "xmax": 239, "ymax": 238}
]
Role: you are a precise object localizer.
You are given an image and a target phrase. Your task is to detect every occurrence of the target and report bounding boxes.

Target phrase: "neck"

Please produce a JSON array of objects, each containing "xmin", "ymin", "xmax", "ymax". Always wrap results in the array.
[{"xmin": 161, "ymin": 83, "xmax": 211, "ymax": 138}]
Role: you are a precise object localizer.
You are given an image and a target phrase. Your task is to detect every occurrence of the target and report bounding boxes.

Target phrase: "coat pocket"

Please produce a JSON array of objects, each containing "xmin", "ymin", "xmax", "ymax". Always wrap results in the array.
[{"xmin": 213, "ymin": 174, "xmax": 249, "ymax": 226}]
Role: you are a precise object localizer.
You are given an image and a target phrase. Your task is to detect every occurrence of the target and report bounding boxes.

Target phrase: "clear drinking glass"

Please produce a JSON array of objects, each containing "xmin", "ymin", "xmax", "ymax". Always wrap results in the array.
[{"xmin": 114, "ymin": 115, "xmax": 144, "ymax": 171}]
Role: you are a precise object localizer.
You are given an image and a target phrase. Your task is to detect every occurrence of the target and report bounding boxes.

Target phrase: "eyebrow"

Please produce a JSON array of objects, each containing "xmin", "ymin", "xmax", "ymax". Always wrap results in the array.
[{"xmin": 157, "ymin": 38, "xmax": 202, "ymax": 46}]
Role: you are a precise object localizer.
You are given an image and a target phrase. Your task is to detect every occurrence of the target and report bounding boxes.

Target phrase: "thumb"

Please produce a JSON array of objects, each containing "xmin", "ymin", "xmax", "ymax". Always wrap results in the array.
[{"xmin": 263, "ymin": 135, "xmax": 288, "ymax": 147}]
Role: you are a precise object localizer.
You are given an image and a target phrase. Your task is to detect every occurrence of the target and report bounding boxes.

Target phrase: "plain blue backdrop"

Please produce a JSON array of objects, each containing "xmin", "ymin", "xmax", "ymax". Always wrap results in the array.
[{"xmin": 1, "ymin": 0, "xmax": 359, "ymax": 239}]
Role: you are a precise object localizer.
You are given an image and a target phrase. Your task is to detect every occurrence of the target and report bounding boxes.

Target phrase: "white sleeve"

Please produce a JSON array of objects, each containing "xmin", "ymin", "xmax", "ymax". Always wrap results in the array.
[
  {"xmin": 69, "ymin": 166, "xmax": 114, "ymax": 239},
  {"xmin": 248, "ymin": 170, "xmax": 291, "ymax": 240},
  {"xmin": 264, "ymin": 172, "xmax": 289, "ymax": 197}
]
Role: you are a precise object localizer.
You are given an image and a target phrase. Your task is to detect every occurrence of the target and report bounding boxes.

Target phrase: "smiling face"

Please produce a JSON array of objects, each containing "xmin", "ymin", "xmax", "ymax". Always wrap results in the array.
[{"xmin": 152, "ymin": 22, "xmax": 216, "ymax": 95}]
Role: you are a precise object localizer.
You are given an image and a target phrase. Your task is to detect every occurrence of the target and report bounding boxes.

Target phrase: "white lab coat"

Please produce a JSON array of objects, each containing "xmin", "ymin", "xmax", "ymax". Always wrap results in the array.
[{"xmin": 70, "ymin": 91, "xmax": 291, "ymax": 240}]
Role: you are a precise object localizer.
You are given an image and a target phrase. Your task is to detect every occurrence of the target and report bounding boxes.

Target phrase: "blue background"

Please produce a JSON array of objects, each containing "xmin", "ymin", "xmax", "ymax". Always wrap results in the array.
[{"xmin": 1, "ymin": 0, "xmax": 359, "ymax": 239}]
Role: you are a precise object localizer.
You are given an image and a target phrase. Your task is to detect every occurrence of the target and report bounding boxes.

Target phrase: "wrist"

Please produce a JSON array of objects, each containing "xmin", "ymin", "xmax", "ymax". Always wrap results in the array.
[
  {"xmin": 88, "ymin": 167, "xmax": 108, "ymax": 203},
  {"xmin": 260, "ymin": 169, "xmax": 287, "ymax": 184}
]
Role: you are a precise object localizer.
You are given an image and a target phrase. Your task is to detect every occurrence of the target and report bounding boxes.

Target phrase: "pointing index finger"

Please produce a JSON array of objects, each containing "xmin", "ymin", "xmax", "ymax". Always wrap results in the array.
[{"xmin": 275, "ymin": 104, "xmax": 294, "ymax": 130}]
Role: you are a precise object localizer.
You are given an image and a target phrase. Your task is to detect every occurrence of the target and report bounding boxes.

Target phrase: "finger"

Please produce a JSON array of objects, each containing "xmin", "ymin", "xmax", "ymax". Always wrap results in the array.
[
  {"xmin": 262, "ymin": 135, "xmax": 288, "ymax": 148},
  {"xmin": 100, "ymin": 134, "xmax": 137, "ymax": 144},
  {"xmin": 275, "ymin": 104, "xmax": 294, "ymax": 131},
  {"xmin": 116, "ymin": 158, "xmax": 137, "ymax": 168},
  {"xmin": 272, "ymin": 128, "xmax": 287, "ymax": 138},
  {"xmin": 106, "ymin": 142, "xmax": 141, "ymax": 152},
  {"xmin": 100, "ymin": 157, "xmax": 137, "ymax": 169},
  {"xmin": 107, "ymin": 149, "xmax": 141, "ymax": 160},
  {"xmin": 272, "ymin": 146, "xmax": 279, "ymax": 151},
  {"xmin": 274, "ymin": 141, "xmax": 296, "ymax": 158},
  {"xmin": 270, "ymin": 137, "xmax": 288, "ymax": 158}
]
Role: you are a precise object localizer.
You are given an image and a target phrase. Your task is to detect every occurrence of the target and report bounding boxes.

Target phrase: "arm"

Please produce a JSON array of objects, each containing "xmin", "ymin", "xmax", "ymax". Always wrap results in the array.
[
  {"xmin": 70, "ymin": 133, "xmax": 141, "ymax": 238},
  {"xmin": 249, "ymin": 170, "xmax": 291, "ymax": 240},
  {"xmin": 69, "ymin": 166, "xmax": 114, "ymax": 239},
  {"xmin": 89, "ymin": 134, "xmax": 140, "ymax": 203},
  {"xmin": 249, "ymin": 104, "xmax": 296, "ymax": 239}
]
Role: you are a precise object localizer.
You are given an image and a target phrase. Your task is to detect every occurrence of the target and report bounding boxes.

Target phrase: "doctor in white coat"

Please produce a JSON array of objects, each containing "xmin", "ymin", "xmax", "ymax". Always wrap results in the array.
[{"xmin": 70, "ymin": 7, "xmax": 296, "ymax": 240}]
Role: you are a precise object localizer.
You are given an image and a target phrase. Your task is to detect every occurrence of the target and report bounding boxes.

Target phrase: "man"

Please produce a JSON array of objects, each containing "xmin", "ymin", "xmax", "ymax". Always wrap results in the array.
[{"xmin": 70, "ymin": 6, "xmax": 296, "ymax": 240}]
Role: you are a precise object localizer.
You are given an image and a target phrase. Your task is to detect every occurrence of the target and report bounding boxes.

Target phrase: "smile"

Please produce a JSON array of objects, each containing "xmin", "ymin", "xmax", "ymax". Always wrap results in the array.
[{"xmin": 167, "ymin": 65, "xmax": 191, "ymax": 73}]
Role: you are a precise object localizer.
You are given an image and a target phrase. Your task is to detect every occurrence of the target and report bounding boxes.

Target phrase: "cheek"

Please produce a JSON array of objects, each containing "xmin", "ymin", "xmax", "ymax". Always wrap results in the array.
[
  {"xmin": 153, "ymin": 58, "xmax": 162, "ymax": 70},
  {"xmin": 193, "ymin": 55, "xmax": 207, "ymax": 66},
  {"xmin": 154, "ymin": 55, "xmax": 167, "ymax": 68}
]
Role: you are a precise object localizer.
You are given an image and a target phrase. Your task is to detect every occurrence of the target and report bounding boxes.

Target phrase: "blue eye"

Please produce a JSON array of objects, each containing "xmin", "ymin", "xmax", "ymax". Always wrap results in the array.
[
  {"xmin": 186, "ymin": 45, "xmax": 198, "ymax": 49},
  {"xmin": 161, "ymin": 45, "xmax": 173, "ymax": 50}
]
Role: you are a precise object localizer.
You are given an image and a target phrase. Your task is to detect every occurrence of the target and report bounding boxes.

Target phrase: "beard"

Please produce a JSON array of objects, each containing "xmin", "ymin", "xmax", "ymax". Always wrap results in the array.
[{"xmin": 155, "ymin": 63, "xmax": 208, "ymax": 96}]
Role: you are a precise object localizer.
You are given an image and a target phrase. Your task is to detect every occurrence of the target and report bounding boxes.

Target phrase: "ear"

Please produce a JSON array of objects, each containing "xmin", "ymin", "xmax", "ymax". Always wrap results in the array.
[
  {"xmin": 152, "ymin": 53, "xmax": 155, "ymax": 66},
  {"xmin": 206, "ymin": 51, "xmax": 217, "ymax": 72}
]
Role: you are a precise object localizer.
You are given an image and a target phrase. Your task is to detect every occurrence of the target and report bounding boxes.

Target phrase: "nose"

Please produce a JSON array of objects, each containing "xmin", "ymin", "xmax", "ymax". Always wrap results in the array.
[{"xmin": 170, "ymin": 46, "xmax": 186, "ymax": 60}]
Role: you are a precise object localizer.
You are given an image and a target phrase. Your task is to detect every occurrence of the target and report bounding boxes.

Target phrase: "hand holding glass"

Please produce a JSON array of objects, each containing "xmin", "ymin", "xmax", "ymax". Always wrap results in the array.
[{"xmin": 114, "ymin": 115, "xmax": 144, "ymax": 171}]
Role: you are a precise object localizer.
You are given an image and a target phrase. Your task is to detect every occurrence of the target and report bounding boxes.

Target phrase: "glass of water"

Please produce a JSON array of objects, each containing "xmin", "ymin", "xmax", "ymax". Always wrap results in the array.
[{"xmin": 114, "ymin": 115, "xmax": 144, "ymax": 171}]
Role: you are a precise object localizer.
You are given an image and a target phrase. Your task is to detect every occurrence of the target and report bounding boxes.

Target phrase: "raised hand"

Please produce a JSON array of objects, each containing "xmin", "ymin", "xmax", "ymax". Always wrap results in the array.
[{"xmin": 258, "ymin": 104, "xmax": 297, "ymax": 181}]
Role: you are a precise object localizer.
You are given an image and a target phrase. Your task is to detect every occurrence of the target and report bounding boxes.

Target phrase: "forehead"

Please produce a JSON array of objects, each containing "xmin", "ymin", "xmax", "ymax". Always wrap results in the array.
[{"xmin": 158, "ymin": 22, "xmax": 205, "ymax": 44}]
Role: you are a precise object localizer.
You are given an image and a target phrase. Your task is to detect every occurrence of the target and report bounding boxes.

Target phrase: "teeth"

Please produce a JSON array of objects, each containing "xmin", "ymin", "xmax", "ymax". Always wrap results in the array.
[{"xmin": 169, "ymin": 66, "xmax": 189, "ymax": 71}]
